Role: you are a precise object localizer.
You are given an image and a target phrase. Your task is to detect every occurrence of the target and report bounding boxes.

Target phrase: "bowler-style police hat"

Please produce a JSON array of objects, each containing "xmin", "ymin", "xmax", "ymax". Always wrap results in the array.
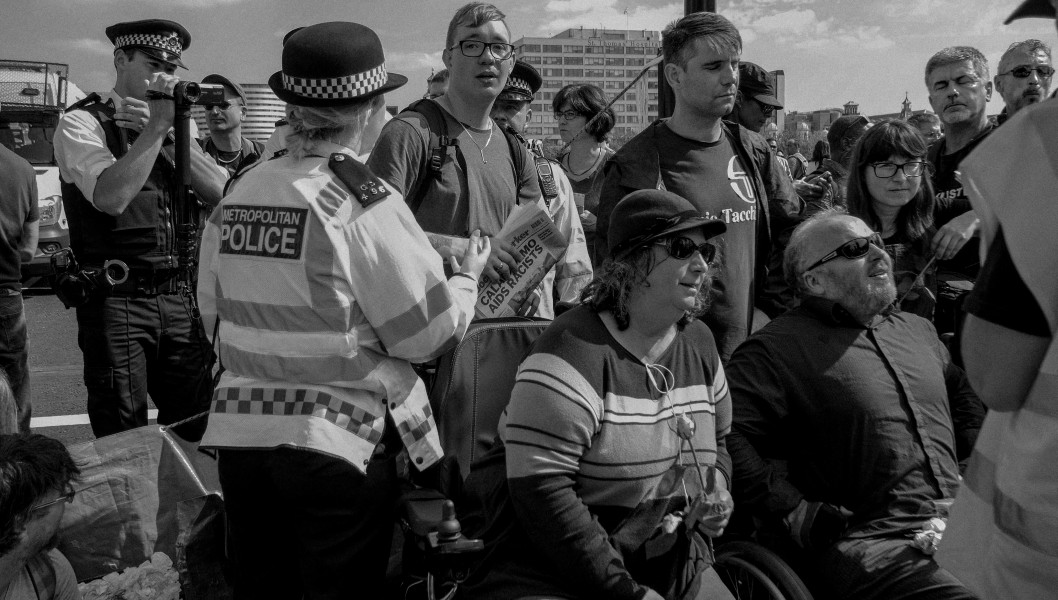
[
  {"xmin": 106, "ymin": 19, "xmax": 191, "ymax": 69},
  {"xmin": 269, "ymin": 22, "xmax": 407, "ymax": 107}
]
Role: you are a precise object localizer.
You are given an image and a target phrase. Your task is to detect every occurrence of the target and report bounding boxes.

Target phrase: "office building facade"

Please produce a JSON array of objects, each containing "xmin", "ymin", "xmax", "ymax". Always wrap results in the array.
[{"xmin": 513, "ymin": 28, "xmax": 662, "ymax": 142}]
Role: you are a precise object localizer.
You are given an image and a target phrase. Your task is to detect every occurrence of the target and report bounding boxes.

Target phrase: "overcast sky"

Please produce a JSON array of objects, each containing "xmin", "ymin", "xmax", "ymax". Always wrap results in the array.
[{"xmin": 2, "ymin": 0, "xmax": 1054, "ymax": 117}]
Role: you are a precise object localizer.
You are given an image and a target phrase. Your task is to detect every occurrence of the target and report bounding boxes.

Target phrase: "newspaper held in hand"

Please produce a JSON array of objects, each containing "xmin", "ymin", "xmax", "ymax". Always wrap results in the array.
[{"xmin": 476, "ymin": 202, "xmax": 567, "ymax": 319}]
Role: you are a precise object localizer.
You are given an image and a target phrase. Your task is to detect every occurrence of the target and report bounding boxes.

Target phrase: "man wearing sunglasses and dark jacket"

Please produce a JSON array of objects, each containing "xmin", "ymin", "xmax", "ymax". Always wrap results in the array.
[
  {"xmin": 726, "ymin": 211, "xmax": 984, "ymax": 600},
  {"xmin": 595, "ymin": 12, "xmax": 798, "ymax": 362},
  {"xmin": 994, "ymin": 39, "xmax": 1053, "ymax": 123}
]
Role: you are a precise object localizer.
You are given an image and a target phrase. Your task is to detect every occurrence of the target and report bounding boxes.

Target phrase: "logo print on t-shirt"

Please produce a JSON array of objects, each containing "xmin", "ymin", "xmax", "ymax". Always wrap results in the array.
[{"xmin": 727, "ymin": 156, "xmax": 755, "ymax": 204}]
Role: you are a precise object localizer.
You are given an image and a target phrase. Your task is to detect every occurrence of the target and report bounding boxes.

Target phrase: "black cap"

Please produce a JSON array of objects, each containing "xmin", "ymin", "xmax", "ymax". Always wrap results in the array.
[
  {"xmin": 608, "ymin": 189, "xmax": 726, "ymax": 260},
  {"xmin": 106, "ymin": 19, "xmax": 191, "ymax": 69},
  {"xmin": 498, "ymin": 60, "xmax": 542, "ymax": 103},
  {"xmin": 269, "ymin": 22, "xmax": 407, "ymax": 107},
  {"xmin": 738, "ymin": 62, "xmax": 782, "ymax": 109},
  {"xmin": 202, "ymin": 74, "xmax": 247, "ymax": 103},
  {"xmin": 1005, "ymin": 0, "xmax": 1056, "ymax": 23}
]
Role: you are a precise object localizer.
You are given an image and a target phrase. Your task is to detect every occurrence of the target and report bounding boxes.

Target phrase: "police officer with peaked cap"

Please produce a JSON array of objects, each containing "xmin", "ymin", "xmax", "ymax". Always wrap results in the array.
[{"xmin": 53, "ymin": 19, "xmax": 226, "ymax": 441}]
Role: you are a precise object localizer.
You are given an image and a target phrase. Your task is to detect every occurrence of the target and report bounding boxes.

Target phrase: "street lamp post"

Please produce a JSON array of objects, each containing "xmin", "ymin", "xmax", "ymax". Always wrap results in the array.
[{"xmin": 658, "ymin": 0, "xmax": 717, "ymax": 118}]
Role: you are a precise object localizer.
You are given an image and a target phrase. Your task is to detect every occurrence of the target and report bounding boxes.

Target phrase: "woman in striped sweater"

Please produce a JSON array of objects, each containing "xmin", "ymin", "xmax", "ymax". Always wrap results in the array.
[{"xmin": 463, "ymin": 190, "xmax": 735, "ymax": 600}]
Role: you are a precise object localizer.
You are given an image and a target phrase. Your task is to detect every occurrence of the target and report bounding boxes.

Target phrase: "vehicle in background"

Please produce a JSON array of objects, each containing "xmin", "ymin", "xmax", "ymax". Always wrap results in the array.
[{"xmin": 0, "ymin": 59, "xmax": 71, "ymax": 287}]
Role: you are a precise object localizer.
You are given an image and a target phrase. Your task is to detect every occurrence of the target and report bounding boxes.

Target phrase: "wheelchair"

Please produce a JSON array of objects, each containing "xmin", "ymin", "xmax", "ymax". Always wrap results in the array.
[{"xmin": 397, "ymin": 317, "xmax": 813, "ymax": 600}]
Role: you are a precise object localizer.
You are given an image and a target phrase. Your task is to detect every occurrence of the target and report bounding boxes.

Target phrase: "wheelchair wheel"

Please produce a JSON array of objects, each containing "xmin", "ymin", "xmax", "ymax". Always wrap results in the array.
[{"xmin": 715, "ymin": 541, "xmax": 813, "ymax": 600}]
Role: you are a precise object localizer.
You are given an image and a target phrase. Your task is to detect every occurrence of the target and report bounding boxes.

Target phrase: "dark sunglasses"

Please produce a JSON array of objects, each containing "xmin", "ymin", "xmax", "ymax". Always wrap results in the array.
[
  {"xmin": 754, "ymin": 99, "xmax": 776, "ymax": 116},
  {"xmin": 805, "ymin": 232, "xmax": 884, "ymax": 272},
  {"xmin": 204, "ymin": 101, "xmax": 236, "ymax": 111},
  {"xmin": 655, "ymin": 236, "xmax": 716, "ymax": 263},
  {"xmin": 1000, "ymin": 65, "xmax": 1055, "ymax": 79}
]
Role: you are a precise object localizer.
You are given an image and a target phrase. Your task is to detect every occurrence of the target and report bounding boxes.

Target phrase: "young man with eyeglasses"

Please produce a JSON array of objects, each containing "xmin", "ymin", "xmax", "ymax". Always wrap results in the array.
[
  {"xmin": 198, "ymin": 74, "xmax": 263, "ymax": 178},
  {"xmin": 369, "ymin": 3, "xmax": 543, "ymax": 288},
  {"xmin": 0, "ymin": 433, "xmax": 81, "ymax": 600},
  {"xmin": 727, "ymin": 210, "xmax": 984, "ymax": 600},
  {"xmin": 595, "ymin": 12, "xmax": 798, "ymax": 362},
  {"xmin": 994, "ymin": 39, "xmax": 1053, "ymax": 122}
]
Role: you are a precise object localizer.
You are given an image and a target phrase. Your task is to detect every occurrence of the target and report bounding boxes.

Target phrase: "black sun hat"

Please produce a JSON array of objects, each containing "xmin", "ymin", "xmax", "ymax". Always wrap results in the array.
[
  {"xmin": 269, "ymin": 21, "xmax": 407, "ymax": 107},
  {"xmin": 1005, "ymin": 0, "xmax": 1057, "ymax": 23},
  {"xmin": 738, "ymin": 62, "xmax": 783, "ymax": 109},
  {"xmin": 608, "ymin": 189, "xmax": 726, "ymax": 260},
  {"xmin": 106, "ymin": 19, "xmax": 191, "ymax": 69}
]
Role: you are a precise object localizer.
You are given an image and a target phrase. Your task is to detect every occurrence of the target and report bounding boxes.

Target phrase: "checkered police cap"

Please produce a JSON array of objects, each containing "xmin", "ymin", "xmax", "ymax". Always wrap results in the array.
[
  {"xmin": 106, "ymin": 20, "xmax": 191, "ymax": 69},
  {"xmin": 498, "ymin": 60, "xmax": 542, "ymax": 103},
  {"xmin": 269, "ymin": 21, "xmax": 407, "ymax": 107},
  {"xmin": 282, "ymin": 64, "xmax": 388, "ymax": 100}
]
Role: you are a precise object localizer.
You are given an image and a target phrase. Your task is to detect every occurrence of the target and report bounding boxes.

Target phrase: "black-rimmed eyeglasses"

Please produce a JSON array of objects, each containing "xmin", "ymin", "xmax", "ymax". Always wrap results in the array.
[
  {"xmin": 655, "ymin": 237, "xmax": 716, "ymax": 263},
  {"xmin": 869, "ymin": 161, "xmax": 926, "ymax": 178},
  {"xmin": 30, "ymin": 486, "xmax": 76, "ymax": 513},
  {"xmin": 805, "ymin": 233, "xmax": 884, "ymax": 272},
  {"xmin": 450, "ymin": 40, "xmax": 515, "ymax": 60},
  {"xmin": 555, "ymin": 110, "xmax": 582, "ymax": 122},
  {"xmin": 999, "ymin": 65, "xmax": 1055, "ymax": 79}
]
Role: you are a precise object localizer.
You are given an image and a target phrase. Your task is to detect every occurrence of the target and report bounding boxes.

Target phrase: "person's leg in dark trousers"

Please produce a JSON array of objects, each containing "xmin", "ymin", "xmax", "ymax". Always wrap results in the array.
[
  {"xmin": 148, "ymin": 293, "xmax": 214, "ymax": 441},
  {"xmin": 817, "ymin": 536, "xmax": 980, "ymax": 600},
  {"xmin": 0, "ymin": 294, "xmax": 30, "ymax": 432},
  {"xmin": 76, "ymin": 295, "xmax": 156, "ymax": 438},
  {"xmin": 220, "ymin": 440, "xmax": 401, "ymax": 600}
]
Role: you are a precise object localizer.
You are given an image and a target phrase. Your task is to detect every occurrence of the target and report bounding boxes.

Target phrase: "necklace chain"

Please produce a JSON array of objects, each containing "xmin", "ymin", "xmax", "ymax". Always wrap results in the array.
[{"xmin": 457, "ymin": 120, "xmax": 493, "ymax": 164}]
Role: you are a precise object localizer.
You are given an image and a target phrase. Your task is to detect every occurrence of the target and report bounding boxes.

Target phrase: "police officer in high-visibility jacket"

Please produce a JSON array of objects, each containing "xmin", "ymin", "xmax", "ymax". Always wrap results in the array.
[{"xmin": 196, "ymin": 22, "xmax": 489, "ymax": 599}]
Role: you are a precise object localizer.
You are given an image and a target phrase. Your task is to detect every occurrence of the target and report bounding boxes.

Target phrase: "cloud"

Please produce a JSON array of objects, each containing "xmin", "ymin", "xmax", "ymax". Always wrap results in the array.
[
  {"xmin": 54, "ymin": 38, "xmax": 114, "ymax": 57},
  {"xmin": 387, "ymin": 51, "xmax": 446, "ymax": 72}
]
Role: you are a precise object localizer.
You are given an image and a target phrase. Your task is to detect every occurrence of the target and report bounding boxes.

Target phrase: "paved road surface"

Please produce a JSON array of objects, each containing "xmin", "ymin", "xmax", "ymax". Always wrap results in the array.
[{"xmin": 24, "ymin": 289, "xmax": 158, "ymax": 446}]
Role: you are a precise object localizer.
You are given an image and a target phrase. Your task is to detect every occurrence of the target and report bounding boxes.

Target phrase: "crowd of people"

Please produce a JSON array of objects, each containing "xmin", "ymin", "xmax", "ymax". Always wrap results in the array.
[{"xmin": 1, "ymin": 0, "xmax": 1056, "ymax": 599}]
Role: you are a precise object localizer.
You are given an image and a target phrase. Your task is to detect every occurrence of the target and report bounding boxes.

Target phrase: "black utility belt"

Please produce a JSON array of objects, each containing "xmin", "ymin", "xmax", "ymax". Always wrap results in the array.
[{"xmin": 89, "ymin": 265, "xmax": 182, "ymax": 296}]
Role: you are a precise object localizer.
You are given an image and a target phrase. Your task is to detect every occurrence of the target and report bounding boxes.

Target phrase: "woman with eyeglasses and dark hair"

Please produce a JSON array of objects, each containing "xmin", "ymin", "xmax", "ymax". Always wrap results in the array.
[
  {"xmin": 462, "ymin": 189, "xmax": 735, "ymax": 600},
  {"xmin": 552, "ymin": 84, "xmax": 616, "ymax": 263},
  {"xmin": 846, "ymin": 119, "xmax": 938, "ymax": 318}
]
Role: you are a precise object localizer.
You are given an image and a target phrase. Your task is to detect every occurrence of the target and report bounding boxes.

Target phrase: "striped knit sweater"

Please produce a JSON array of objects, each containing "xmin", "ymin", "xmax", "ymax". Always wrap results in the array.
[{"xmin": 495, "ymin": 306, "xmax": 731, "ymax": 598}]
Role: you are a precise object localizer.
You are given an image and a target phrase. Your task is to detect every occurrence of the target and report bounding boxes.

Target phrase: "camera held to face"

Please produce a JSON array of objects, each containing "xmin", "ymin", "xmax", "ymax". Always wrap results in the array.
[{"xmin": 173, "ymin": 82, "xmax": 226, "ymax": 107}]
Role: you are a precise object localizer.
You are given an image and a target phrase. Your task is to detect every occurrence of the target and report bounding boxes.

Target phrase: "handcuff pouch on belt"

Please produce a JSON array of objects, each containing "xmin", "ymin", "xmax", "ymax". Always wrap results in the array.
[{"xmin": 50, "ymin": 248, "xmax": 132, "ymax": 308}]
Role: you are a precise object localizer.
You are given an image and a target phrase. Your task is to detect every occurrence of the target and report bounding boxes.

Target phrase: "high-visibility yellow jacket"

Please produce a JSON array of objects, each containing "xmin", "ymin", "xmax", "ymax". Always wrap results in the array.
[{"xmin": 197, "ymin": 140, "xmax": 476, "ymax": 473}]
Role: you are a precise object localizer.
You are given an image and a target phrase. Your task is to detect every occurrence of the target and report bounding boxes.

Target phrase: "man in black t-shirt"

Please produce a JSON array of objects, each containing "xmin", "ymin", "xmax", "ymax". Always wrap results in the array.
[
  {"xmin": 924, "ymin": 46, "xmax": 993, "ymax": 280},
  {"xmin": 596, "ymin": 12, "xmax": 797, "ymax": 361}
]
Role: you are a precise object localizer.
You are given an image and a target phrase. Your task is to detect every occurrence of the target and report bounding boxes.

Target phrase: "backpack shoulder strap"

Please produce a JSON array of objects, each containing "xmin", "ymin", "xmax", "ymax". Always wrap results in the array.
[
  {"xmin": 500, "ymin": 124, "xmax": 534, "ymax": 205},
  {"xmin": 401, "ymin": 99, "xmax": 458, "ymax": 216}
]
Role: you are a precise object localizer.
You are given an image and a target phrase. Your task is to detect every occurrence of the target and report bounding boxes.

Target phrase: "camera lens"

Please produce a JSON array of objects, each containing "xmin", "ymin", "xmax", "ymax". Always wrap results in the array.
[{"xmin": 181, "ymin": 82, "xmax": 201, "ymax": 103}]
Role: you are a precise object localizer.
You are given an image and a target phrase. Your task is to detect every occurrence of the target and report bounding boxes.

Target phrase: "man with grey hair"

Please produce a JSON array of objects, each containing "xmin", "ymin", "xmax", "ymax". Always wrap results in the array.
[
  {"xmin": 994, "ymin": 39, "xmax": 1053, "ymax": 120},
  {"xmin": 595, "ymin": 11, "xmax": 797, "ymax": 361},
  {"xmin": 906, "ymin": 112, "xmax": 943, "ymax": 144},
  {"xmin": 924, "ymin": 46, "xmax": 994, "ymax": 348},
  {"xmin": 727, "ymin": 210, "xmax": 984, "ymax": 600}
]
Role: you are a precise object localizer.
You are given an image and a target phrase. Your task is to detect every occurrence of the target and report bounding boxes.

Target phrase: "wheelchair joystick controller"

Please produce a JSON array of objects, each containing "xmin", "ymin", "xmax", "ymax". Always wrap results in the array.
[
  {"xmin": 427, "ymin": 501, "xmax": 484, "ymax": 554},
  {"xmin": 436, "ymin": 501, "xmax": 463, "ymax": 543}
]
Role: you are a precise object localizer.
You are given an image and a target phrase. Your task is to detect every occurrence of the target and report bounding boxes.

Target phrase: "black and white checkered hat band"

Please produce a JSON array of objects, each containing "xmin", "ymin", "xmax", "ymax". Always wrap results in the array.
[
  {"xmin": 114, "ymin": 33, "xmax": 183, "ymax": 54},
  {"xmin": 508, "ymin": 77, "xmax": 531, "ymax": 94},
  {"xmin": 282, "ymin": 63, "xmax": 387, "ymax": 99}
]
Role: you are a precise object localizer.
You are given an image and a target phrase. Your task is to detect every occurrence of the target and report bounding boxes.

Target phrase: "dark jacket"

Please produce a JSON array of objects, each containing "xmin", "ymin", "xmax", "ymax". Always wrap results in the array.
[{"xmin": 595, "ymin": 119, "xmax": 799, "ymax": 313}]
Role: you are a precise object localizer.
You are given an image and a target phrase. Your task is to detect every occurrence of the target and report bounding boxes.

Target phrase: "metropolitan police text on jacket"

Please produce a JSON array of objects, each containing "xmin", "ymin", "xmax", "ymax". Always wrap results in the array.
[{"xmin": 220, "ymin": 205, "xmax": 309, "ymax": 260}]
